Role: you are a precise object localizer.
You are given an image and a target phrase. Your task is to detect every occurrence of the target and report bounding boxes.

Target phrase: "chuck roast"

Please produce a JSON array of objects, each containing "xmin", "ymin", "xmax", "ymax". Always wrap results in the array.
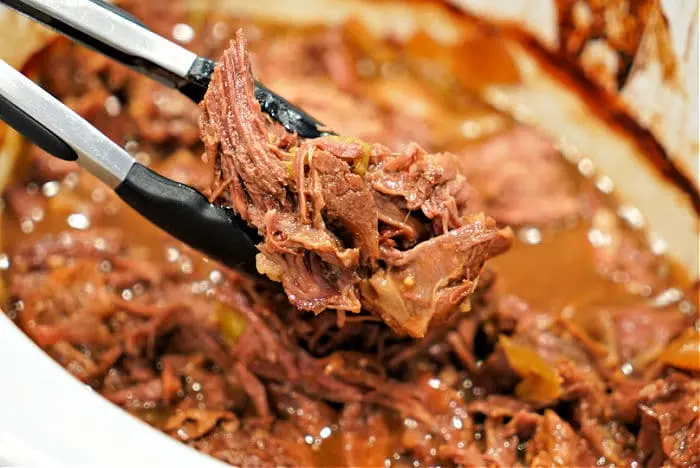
[{"xmin": 199, "ymin": 30, "xmax": 513, "ymax": 337}]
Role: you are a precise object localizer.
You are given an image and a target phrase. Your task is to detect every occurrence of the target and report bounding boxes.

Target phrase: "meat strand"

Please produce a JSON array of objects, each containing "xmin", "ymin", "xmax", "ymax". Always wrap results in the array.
[{"xmin": 199, "ymin": 30, "xmax": 512, "ymax": 337}]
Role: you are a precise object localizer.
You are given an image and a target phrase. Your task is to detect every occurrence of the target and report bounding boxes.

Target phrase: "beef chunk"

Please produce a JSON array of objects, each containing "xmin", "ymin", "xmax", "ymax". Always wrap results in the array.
[
  {"xmin": 458, "ymin": 126, "xmax": 580, "ymax": 226},
  {"xmin": 199, "ymin": 30, "xmax": 512, "ymax": 337},
  {"xmin": 526, "ymin": 410, "xmax": 597, "ymax": 466},
  {"xmin": 638, "ymin": 373, "xmax": 700, "ymax": 467},
  {"xmin": 611, "ymin": 299, "xmax": 694, "ymax": 371},
  {"xmin": 360, "ymin": 215, "xmax": 511, "ymax": 337},
  {"xmin": 189, "ymin": 424, "xmax": 316, "ymax": 467}
]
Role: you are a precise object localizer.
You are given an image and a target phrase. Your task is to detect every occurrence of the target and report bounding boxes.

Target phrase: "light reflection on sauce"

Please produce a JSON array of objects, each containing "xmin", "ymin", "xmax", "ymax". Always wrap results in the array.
[
  {"xmin": 492, "ymin": 224, "xmax": 637, "ymax": 311},
  {"xmin": 491, "ymin": 223, "xmax": 689, "ymax": 316},
  {"xmin": 0, "ymin": 18, "xmax": 693, "ymax": 468}
]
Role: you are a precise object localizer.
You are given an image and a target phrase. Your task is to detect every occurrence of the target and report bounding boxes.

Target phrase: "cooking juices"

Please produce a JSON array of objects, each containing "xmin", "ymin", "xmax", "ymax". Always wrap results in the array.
[{"xmin": 1, "ymin": 3, "xmax": 697, "ymax": 467}]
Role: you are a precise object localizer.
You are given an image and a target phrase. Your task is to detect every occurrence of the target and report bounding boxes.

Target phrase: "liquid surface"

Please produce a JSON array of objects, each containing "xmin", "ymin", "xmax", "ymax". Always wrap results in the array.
[{"xmin": 0, "ymin": 5, "xmax": 696, "ymax": 468}]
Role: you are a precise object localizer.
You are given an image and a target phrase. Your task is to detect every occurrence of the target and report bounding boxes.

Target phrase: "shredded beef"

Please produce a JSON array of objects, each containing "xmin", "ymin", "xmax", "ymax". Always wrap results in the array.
[
  {"xmin": 637, "ymin": 373, "xmax": 700, "ymax": 466},
  {"xmin": 526, "ymin": 410, "xmax": 597, "ymax": 466},
  {"xmin": 458, "ymin": 125, "xmax": 581, "ymax": 226},
  {"xmin": 5, "ymin": 10, "xmax": 698, "ymax": 468},
  {"xmin": 199, "ymin": 30, "xmax": 513, "ymax": 337}
]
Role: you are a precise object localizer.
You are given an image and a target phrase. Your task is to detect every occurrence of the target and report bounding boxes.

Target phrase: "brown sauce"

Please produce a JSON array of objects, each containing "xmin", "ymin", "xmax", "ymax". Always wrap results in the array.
[{"xmin": 0, "ymin": 6, "xmax": 696, "ymax": 468}]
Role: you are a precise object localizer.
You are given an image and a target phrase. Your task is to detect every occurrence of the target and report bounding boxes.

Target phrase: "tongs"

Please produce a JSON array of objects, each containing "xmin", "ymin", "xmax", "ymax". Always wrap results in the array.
[
  {"xmin": 0, "ymin": 0, "xmax": 333, "ymax": 271},
  {"xmin": 1, "ymin": 0, "xmax": 331, "ymax": 138}
]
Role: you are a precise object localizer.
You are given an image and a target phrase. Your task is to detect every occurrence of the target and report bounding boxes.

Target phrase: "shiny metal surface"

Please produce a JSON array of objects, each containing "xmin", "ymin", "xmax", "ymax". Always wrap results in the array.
[
  {"xmin": 0, "ymin": 59, "xmax": 134, "ymax": 188},
  {"xmin": 10, "ymin": 0, "xmax": 198, "ymax": 80}
]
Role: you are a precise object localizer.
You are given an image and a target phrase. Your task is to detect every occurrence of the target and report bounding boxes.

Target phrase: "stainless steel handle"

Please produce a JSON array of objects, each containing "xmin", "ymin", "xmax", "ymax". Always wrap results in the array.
[
  {"xmin": 2, "ymin": 0, "xmax": 198, "ymax": 87},
  {"xmin": 0, "ymin": 59, "xmax": 134, "ymax": 188},
  {"xmin": 1, "ymin": 0, "xmax": 335, "ymax": 136}
]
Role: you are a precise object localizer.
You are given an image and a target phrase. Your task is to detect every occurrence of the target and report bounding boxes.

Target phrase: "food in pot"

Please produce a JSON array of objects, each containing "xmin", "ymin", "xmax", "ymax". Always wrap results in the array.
[
  {"xmin": 1, "ymin": 3, "xmax": 697, "ymax": 467},
  {"xmin": 201, "ymin": 31, "xmax": 512, "ymax": 337}
]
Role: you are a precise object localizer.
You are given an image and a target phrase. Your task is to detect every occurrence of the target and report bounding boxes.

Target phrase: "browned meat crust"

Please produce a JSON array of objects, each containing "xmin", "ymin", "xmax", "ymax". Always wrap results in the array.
[{"xmin": 199, "ymin": 30, "xmax": 513, "ymax": 337}]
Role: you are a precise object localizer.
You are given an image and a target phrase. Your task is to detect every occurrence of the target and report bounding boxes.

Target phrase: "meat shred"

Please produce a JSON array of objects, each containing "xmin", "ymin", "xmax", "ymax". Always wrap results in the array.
[
  {"xmin": 3, "ymin": 10, "xmax": 698, "ymax": 468},
  {"xmin": 199, "ymin": 31, "xmax": 513, "ymax": 337}
]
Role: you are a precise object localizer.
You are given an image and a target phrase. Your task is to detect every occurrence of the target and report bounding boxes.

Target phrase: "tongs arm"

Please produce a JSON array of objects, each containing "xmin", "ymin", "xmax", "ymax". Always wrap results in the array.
[
  {"xmin": 3, "ymin": 0, "xmax": 201, "ymax": 96},
  {"xmin": 1, "ymin": 0, "xmax": 333, "ymax": 138},
  {"xmin": 0, "ymin": 59, "xmax": 259, "ymax": 271}
]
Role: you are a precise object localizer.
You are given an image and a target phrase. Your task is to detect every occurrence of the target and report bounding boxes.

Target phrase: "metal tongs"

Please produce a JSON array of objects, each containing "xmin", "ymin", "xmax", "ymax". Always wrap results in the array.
[{"xmin": 0, "ymin": 0, "xmax": 333, "ymax": 271}]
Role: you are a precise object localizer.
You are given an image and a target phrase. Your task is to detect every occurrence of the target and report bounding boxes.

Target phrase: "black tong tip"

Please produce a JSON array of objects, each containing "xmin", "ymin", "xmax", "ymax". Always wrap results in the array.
[
  {"xmin": 182, "ymin": 57, "xmax": 332, "ymax": 139},
  {"xmin": 115, "ymin": 163, "xmax": 261, "ymax": 272}
]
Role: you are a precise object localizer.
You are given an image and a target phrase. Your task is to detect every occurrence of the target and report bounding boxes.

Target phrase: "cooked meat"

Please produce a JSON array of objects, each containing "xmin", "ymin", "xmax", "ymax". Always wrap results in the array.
[
  {"xmin": 458, "ymin": 125, "xmax": 581, "ymax": 226},
  {"xmin": 360, "ymin": 215, "xmax": 511, "ymax": 337},
  {"xmin": 199, "ymin": 30, "xmax": 513, "ymax": 337},
  {"xmin": 637, "ymin": 372, "xmax": 700, "ymax": 466},
  {"xmin": 526, "ymin": 410, "xmax": 597, "ymax": 466},
  {"xmin": 2, "ymin": 8, "xmax": 696, "ymax": 468},
  {"xmin": 612, "ymin": 299, "xmax": 695, "ymax": 369}
]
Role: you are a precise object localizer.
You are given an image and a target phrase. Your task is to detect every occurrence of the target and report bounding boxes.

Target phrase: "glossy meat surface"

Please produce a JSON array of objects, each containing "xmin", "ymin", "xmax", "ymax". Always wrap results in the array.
[
  {"xmin": 200, "ymin": 31, "xmax": 511, "ymax": 337},
  {"xmin": 1, "ymin": 5, "xmax": 697, "ymax": 467}
]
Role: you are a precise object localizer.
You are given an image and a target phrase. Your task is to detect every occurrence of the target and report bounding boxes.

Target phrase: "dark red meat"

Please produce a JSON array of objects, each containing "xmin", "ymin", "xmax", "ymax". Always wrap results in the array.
[
  {"xmin": 199, "ymin": 30, "xmax": 513, "ymax": 337},
  {"xmin": 3, "ymin": 9, "xmax": 696, "ymax": 468}
]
